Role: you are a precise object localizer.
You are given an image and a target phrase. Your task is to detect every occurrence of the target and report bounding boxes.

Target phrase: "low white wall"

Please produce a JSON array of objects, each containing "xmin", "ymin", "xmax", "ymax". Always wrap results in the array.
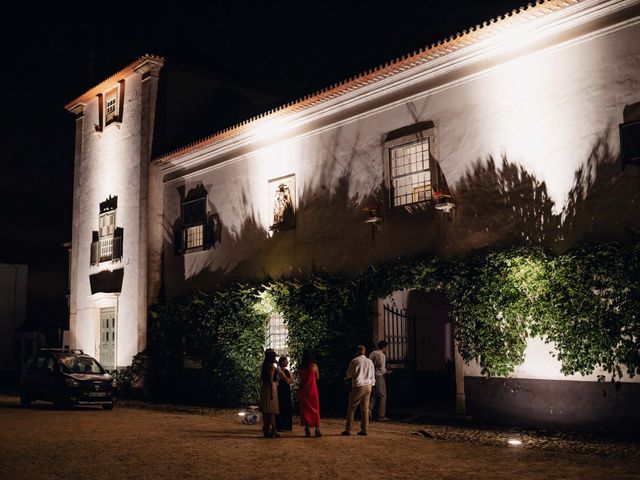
[{"xmin": 462, "ymin": 336, "xmax": 640, "ymax": 383}]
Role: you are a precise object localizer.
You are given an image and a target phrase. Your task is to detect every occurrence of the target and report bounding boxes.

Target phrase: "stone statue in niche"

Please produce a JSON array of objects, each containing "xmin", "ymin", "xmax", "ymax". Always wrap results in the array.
[{"xmin": 269, "ymin": 176, "xmax": 296, "ymax": 231}]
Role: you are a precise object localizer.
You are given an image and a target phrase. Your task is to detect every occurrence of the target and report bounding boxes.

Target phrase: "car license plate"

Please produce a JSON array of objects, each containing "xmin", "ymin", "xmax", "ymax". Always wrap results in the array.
[{"xmin": 88, "ymin": 392, "xmax": 107, "ymax": 397}]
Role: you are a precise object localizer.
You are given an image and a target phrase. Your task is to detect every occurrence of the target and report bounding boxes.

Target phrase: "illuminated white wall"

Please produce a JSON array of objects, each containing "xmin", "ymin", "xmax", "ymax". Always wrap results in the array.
[
  {"xmin": 161, "ymin": 9, "xmax": 640, "ymax": 383},
  {"xmin": 462, "ymin": 336, "xmax": 640, "ymax": 383},
  {"xmin": 65, "ymin": 63, "xmax": 161, "ymax": 368}
]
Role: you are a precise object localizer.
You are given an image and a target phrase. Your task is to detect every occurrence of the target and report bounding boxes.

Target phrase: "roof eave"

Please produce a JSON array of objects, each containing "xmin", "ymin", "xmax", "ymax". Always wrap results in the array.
[{"xmin": 64, "ymin": 54, "xmax": 165, "ymax": 112}]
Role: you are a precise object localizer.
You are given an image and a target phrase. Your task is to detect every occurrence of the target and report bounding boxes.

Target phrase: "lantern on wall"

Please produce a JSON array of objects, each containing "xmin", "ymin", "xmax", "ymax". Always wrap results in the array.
[
  {"xmin": 433, "ymin": 191, "xmax": 456, "ymax": 213},
  {"xmin": 364, "ymin": 205, "xmax": 383, "ymax": 229},
  {"xmin": 432, "ymin": 161, "xmax": 456, "ymax": 215}
]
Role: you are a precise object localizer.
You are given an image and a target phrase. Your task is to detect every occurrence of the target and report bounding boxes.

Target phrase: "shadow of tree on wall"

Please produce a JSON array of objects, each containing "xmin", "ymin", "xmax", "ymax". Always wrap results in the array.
[
  {"xmin": 562, "ymin": 135, "xmax": 640, "ymax": 248},
  {"xmin": 164, "ymin": 126, "xmax": 393, "ymax": 295},
  {"xmin": 447, "ymin": 155, "xmax": 561, "ymax": 255},
  {"xmin": 444, "ymin": 132, "xmax": 640, "ymax": 257},
  {"xmin": 168, "ymin": 128, "xmax": 389, "ymax": 295},
  {"xmin": 164, "ymin": 129, "xmax": 640, "ymax": 296},
  {"xmin": 163, "ymin": 185, "xmax": 270, "ymax": 295}
]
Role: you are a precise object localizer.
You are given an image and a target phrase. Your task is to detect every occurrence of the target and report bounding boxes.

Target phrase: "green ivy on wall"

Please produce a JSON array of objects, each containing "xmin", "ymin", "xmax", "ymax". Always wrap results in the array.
[
  {"xmin": 447, "ymin": 248, "xmax": 553, "ymax": 376},
  {"xmin": 149, "ymin": 284, "xmax": 267, "ymax": 405},
  {"xmin": 265, "ymin": 275, "xmax": 368, "ymax": 409},
  {"xmin": 144, "ymin": 241, "xmax": 640, "ymax": 406},
  {"xmin": 542, "ymin": 243, "xmax": 640, "ymax": 380}
]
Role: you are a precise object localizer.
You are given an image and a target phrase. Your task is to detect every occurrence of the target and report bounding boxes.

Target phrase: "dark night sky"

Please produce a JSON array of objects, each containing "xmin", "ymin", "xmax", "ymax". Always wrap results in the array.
[{"xmin": 0, "ymin": 1, "xmax": 525, "ymax": 326}]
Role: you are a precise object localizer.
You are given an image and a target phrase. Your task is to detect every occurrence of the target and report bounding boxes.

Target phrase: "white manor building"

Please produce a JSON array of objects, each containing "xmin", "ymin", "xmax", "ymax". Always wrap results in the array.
[{"xmin": 64, "ymin": 0, "xmax": 640, "ymax": 431}]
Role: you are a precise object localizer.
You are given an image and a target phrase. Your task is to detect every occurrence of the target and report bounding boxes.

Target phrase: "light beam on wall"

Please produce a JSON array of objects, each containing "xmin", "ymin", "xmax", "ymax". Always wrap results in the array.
[{"xmin": 466, "ymin": 29, "xmax": 609, "ymax": 214}]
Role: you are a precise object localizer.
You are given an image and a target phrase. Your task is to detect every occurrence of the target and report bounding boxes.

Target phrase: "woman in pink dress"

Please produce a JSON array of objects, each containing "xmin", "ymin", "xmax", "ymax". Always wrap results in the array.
[{"xmin": 297, "ymin": 350, "xmax": 321, "ymax": 437}]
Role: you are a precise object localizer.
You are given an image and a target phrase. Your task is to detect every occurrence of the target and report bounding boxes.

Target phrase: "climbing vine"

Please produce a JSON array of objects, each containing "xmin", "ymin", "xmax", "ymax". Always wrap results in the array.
[
  {"xmin": 143, "ymin": 241, "xmax": 640, "ymax": 405},
  {"xmin": 447, "ymin": 248, "xmax": 552, "ymax": 377},
  {"xmin": 264, "ymin": 275, "xmax": 367, "ymax": 409},
  {"xmin": 542, "ymin": 243, "xmax": 640, "ymax": 379},
  {"xmin": 148, "ymin": 284, "xmax": 267, "ymax": 405}
]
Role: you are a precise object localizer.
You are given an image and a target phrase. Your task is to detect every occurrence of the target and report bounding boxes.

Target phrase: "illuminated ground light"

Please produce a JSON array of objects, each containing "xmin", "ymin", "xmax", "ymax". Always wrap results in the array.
[
  {"xmin": 507, "ymin": 438, "xmax": 523, "ymax": 446},
  {"xmin": 238, "ymin": 408, "xmax": 260, "ymax": 424}
]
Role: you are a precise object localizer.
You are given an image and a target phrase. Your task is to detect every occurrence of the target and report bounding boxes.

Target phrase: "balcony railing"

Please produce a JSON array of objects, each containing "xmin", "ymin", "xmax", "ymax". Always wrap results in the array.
[{"xmin": 90, "ymin": 236, "xmax": 123, "ymax": 266}]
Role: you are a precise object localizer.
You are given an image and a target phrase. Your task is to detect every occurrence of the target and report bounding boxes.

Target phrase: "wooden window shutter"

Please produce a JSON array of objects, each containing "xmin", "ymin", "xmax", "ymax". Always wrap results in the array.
[{"xmin": 174, "ymin": 228, "xmax": 184, "ymax": 255}]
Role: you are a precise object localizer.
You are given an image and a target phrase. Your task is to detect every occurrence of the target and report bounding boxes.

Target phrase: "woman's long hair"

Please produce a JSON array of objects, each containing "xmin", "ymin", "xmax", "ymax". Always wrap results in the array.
[
  {"xmin": 300, "ymin": 350, "xmax": 313, "ymax": 369},
  {"xmin": 261, "ymin": 349, "xmax": 277, "ymax": 383}
]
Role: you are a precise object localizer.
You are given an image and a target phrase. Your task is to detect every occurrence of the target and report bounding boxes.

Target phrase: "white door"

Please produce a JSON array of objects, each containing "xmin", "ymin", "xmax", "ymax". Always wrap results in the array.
[{"xmin": 99, "ymin": 308, "xmax": 116, "ymax": 370}]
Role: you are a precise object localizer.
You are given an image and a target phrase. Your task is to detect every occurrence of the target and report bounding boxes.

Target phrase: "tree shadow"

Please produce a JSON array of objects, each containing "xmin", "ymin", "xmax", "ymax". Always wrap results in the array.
[
  {"xmin": 446, "ymin": 131, "xmax": 640, "ymax": 255},
  {"xmin": 163, "ymin": 127, "xmax": 640, "ymax": 295},
  {"xmin": 561, "ymin": 135, "xmax": 640, "ymax": 248},
  {"xmin": 447, "ymin": 154, "xmax": 560, "ymax": 255},
  {"xmin": 165, "ymin": 125, "xmax": 394, "ymax": 294}
]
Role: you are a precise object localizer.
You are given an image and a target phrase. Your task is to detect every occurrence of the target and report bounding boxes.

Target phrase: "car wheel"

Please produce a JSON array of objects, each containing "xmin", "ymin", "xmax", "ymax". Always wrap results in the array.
[
  {"xmin": 102, "ymin": 403, "xmax": 114, "ymax": 410},
  {"xmin": 54, "ymin": 396, "xmax": 71, "ymax": 410},
  {"xmin": 19, "ymin": 392, "xmax": 31, "ymax": 408}
]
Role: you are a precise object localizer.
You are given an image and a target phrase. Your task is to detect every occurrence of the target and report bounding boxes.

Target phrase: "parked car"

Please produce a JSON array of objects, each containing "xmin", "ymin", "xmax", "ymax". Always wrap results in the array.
[{"xmin": 19, "ymin": 348, "xmax": 117, "ymax": 410}]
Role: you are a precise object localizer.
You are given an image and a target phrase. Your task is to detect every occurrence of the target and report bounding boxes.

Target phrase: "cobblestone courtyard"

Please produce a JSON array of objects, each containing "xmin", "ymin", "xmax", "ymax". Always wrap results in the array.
[{"xmin": 1, "ymin": 395, "xmax": 638, "ymax": 480}]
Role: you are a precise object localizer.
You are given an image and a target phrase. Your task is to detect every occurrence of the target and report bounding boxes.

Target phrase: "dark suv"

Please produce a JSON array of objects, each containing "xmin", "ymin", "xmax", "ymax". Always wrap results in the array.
[{"xmin": 19, "ymin": 349, "xmax": 117, "ymax": 410}]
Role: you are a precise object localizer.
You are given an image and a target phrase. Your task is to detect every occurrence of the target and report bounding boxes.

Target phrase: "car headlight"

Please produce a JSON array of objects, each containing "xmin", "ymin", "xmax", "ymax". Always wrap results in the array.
[{"xmin": 65, "ymin": 378, "xmax": 79, "ymax": 387}]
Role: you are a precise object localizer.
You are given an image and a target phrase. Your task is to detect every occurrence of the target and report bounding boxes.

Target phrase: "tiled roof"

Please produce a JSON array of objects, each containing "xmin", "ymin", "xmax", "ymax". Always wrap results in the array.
[
  {"xmin": 151, "ymin": 0, "xmax": 581, "ymax": 164},
  {"xmin": 65, "ymin": 54, "xmax": 165, "ymax": 111}
]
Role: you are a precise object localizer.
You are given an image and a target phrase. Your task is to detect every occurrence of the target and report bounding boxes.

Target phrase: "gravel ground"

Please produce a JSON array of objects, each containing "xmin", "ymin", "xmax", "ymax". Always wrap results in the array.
[
  {"xmin": 119, "ymin": 399, "xmax": 640, "ymax": 457},
  {"xmin": 1, "ymin": 394, "xmax": 639, "ymax": 480}
]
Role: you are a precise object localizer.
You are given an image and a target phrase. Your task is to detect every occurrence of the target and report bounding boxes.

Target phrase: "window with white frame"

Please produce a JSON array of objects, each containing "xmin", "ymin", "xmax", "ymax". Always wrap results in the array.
[
  {"xmin": 95, "ymin": 81, "xmax": 124, "ymax": 132},
  {"xmin": 267, "ymin": 313, "xmax": 288, "ymax": 358},
  {"xmin": 182, "ymin": 197, "xmax": 206, "ymax": 250},
  {"xmin": 99, "ymin": 211, "xmax": 116, "ymax": 262},
  {"xmin": 91, "ymin": 196, "xmax": 122, "ymax": 266},
  {"xmin": 104, "ymin": 88, "xmax": 118, "ymax": 124},
  {"xmin": 185, "ymin": 224, "xmax": 204, "ymax": 249},
  {"xmin": 389, "ymin": 138, "xmax": 431, "ymax": 207},
  {"xmin": 175, "ymin": 185, "xmax": 221, "ymax": 255}
]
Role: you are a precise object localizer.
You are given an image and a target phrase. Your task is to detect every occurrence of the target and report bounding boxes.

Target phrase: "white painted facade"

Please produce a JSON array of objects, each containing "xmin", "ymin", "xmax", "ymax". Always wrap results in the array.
[
  {"xmin": 64, "ymin": 57, "xmax": 163, "ymax": 369},
  {"xmin": 65, "ymin": 0, "xmax": 640, "ymax": 411},
  {"xmin": 158, "ymin": 0, "xmax": 640, "ymax": 386}
]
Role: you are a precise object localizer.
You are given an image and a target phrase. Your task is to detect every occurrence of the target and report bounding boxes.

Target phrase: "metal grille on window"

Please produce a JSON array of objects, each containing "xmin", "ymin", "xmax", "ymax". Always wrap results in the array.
[
  {"xmin": 267, "ymin": 313, "xmax": 288, "ymax": 358},
  {"xmin": 185, "ymin": 225, "xmax": 203, "ymax": 249},
  {"xmin": 98, "ymin": 211, "xmax": 116, "ymax": 262},
  {"xmin": 100, "ymin": 237, "xmax": 113, "ymax": 262},
  {"xmin": 390, "ymin": 138, "xmax": 431, "ymax": 207}
]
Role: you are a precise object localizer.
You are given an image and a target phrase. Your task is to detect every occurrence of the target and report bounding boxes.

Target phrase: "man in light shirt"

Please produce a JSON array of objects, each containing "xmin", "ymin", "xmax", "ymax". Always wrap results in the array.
[
  {"xmin": 369, "ymin": 340, "xmax": 391, "ymax": 421},
  {"xmin": 342, "ymin": 345, "xmax": 375, "ymax": 436}
]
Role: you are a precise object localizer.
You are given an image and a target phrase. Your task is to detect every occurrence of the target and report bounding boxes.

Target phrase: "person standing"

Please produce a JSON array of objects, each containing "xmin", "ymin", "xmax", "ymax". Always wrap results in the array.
[
  {"xmin": 276, "ymin": 356, "xmax": 293, "ymax": 432},
  {"xmin": 342, "ymin": 345, "xmax": 375, "ymax": 436},
  {"xmin": 298, "ymin": 350, "xmax": 321, "ymax": 437},
  {"xmin": 259, "ymin": 349, "xmax": 293, "ymax": 438},
  {"xmin": 369, "ymin": 340, "xmax": 391, "ymax": 421}
]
